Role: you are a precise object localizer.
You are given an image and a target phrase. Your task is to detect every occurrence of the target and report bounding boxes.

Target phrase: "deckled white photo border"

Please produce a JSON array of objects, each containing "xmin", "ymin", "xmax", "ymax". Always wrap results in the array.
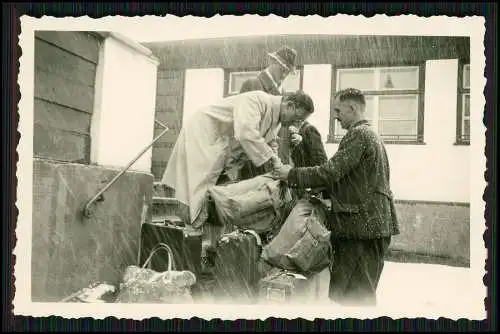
[{"xmin": 14, "ymin": 14, "xmax": 487, "ymax": 321}]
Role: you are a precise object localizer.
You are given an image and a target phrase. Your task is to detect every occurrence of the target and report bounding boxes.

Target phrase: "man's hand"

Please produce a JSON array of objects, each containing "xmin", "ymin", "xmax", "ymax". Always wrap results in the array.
[
  {"xmin": 288, "ymin": 125, "xmax": 300, "ymax": 134},
  {"xmin": 270, "ymin": 155, "xmax": 283, "ymax": 169},
  {"xmin": 290, "ymin": 133, "xmax": 303, "ymax": 146},
  {"xmin": 272, "ymin": 164, "xmax": 292, "ymax": 181},
  {"xmin": 269, "ymin": 140, "xmax": 280, "ymax": 154}
]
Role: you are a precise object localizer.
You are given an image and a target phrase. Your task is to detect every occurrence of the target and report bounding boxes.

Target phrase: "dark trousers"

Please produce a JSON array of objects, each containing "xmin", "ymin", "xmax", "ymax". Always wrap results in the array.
[{"xmin": 329, "ymin": 236, "xmax": 391, "ymax": 306}]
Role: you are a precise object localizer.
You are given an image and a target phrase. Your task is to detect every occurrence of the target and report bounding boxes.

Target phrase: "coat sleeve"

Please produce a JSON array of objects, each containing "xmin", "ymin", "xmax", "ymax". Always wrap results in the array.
[
  {"xmin": 302, "ymin": 125, "xmax": 328, "ymax": 167},
  {"xmin": 269, "ymin": 137, "xmax": 279, "ymax": 154},
  {"xmin": 233, "ymin": 96, "xmax": 275, "ymax": 167},
  {"xmin": 287, "ymin": 129, "xmax": 366, "ymax": 189}
]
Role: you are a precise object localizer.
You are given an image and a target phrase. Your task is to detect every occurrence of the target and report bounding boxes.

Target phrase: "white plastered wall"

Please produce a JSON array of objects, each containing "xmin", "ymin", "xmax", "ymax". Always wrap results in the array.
[{"xmin": 91, "ymin": 32, "xmax": 159, "ymax": 173}]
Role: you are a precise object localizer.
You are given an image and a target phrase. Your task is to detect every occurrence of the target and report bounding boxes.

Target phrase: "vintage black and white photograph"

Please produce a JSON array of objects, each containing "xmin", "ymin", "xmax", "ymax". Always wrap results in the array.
[{"xmin": 14, "ymin": 14, "xmax": 486, "ymax": 320}]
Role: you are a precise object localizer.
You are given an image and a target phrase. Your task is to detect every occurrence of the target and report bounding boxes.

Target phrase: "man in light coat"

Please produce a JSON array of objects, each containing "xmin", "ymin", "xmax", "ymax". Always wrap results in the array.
[
  {"xmin": 162, "ymin": 90, "xmax": 315, "ymax": 228},
  {"xmin": 239, "ymin": 45, "xmax": 298, "ymax": 179}
]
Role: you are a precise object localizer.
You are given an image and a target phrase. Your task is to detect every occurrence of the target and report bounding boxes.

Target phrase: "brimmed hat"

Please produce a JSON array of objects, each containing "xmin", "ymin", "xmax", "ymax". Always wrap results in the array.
[{"xmin": 268, "ymin": 46, "xmax": 297, "ymax": 74}]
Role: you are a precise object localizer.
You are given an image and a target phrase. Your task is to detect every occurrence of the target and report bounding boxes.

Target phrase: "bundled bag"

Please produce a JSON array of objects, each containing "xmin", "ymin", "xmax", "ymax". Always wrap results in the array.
[
  {"xmin": 208, "ymin": 174, "xmax": 293, "ymax": 233},
  {"xmin": 261, "ymin": 197, "xmax": 332, "ymax": 274},
  {"xmin": 115, "ymin": 243, "xmax": 196, "ymax": 304}
]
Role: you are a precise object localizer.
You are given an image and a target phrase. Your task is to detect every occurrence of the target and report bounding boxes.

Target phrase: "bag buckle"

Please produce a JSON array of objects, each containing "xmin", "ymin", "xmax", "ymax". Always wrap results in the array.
[{"xmin": 266, "ymin": 287, "xmax": 286, "ymax": 301}]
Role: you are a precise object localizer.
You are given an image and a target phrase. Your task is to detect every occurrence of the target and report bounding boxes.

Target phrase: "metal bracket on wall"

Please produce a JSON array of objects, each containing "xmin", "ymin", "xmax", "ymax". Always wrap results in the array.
[{"xmin": 82, "ymin": 120, "xmax": 170, "ymax": 219}]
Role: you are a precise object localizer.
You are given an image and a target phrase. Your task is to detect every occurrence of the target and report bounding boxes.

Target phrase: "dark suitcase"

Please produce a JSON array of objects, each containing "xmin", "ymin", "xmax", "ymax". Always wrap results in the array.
[
  {"xmin": 191, "ymin": 272, "xmax": 217, "ymax": 304},
  {"xmin": 211, "ymin": 230, "xmax": 263, "ymax": 304},
  {"xmin": 139, "ymin": 216, "xmax": 203, "ymax": 278}
]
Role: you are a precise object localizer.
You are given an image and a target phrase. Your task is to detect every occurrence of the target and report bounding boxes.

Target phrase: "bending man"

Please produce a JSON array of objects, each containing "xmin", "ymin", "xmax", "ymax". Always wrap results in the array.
[{"xmin": 162, "ymin": 90, "xmax": 315, "ymax": 228}]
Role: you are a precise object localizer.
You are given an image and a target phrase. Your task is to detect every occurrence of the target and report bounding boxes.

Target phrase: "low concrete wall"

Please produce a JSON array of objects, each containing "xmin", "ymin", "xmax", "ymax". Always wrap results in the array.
[
  {"xmin": 390, "ymin": 201, "xmax": 470, "ymax": 267},
  {"xmin": 31, "ymin": 159, "xmax": 153, "ymax": 302}
]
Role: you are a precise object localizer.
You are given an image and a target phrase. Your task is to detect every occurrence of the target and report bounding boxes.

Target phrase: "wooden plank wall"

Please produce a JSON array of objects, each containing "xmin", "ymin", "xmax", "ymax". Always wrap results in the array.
[
  {"xmin": 145, "ymin": 35, "xmax": 470, "ymax": 71},
  {"xmin": 34, "ymin": 31, "xmax": 101, "ymax": 164},
  {"xmin": 145, "ymin": 35, "xmax": 470, "ymax": 177},
  {"xmin": 151, "ymin": 70, "xmax": 185, "ymax": 181}
]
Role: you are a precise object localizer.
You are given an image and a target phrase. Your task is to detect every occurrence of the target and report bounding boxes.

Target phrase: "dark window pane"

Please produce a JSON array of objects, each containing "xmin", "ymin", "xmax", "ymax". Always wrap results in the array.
[
  {"xmin": 230, "ymin": 71, "xmax": 259, "ymax": 93},
  {"xmin": 463, "ymin": 119, "xmax": 470, "ymax": 138},
  {"xmin": 463, "ymin": 65, "xmax": 470, "ymax": 88},
  {"xmin": 463, "ymin": 94, "xmax": 470, "ymax": 117}
]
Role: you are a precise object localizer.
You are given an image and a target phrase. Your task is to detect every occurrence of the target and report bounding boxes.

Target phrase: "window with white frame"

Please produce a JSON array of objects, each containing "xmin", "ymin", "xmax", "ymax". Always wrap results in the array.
[
  {"xmin": 227, "ymin": 69, "xmax": 302, "ymax": 96},
  {"xmin": 330, "ymin": 66, "xmax": 423, "ymax": 144},
  {"xmin": 228, "ymin": 71, "xmax": 260, "ymax": 95},
  {"xmin": 457, "ymin": 64, "xmax": 470, "ymax": 144}
]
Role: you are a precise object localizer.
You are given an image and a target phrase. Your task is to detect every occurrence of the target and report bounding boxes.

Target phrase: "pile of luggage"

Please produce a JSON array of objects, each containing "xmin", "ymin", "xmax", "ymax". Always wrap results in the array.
[{"xmin": 61, "ymin": 174, "xmax": 333, "ymax": 305}]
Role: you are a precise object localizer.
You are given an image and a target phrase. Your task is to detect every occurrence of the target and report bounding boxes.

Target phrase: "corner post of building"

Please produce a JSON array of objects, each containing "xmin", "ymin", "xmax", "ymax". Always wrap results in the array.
[{"xmin": 86, "ymin": 31, "xmax": 160, "ymax": 218}]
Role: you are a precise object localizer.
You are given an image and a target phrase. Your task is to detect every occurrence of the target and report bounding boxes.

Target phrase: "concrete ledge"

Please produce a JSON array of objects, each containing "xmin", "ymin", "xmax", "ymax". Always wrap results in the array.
[
  {"xmin": 385, "ymin": 249, "xmax": 470, "ymax": 268},
  {"xmin": 32, "ymin": 158, "xmax": 154, "ymax": 301},
  {"xmin": 390, "ymin": 201, "xmax": 470, "ymax": 265}
]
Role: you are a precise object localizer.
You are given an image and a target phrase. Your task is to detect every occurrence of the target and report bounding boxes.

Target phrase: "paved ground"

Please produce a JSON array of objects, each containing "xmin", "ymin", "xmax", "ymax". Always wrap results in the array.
[
  {"xmin": 222, "ymin": 261, "xmax": 486, "ymax": 320},
  {"xmin": 362, "ymin": 261, "xmax": 485, "ymax": 319},
  {"xmin": 196, "ymin": 261, "xmax": 486, "ymax": 320}
]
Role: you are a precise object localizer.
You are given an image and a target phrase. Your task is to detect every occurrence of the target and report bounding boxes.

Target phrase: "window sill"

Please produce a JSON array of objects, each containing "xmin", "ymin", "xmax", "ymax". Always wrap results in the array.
[
  {"xmin": 326, "ymin": 135, "xmax": 340, "ymax": 144},
  {"xmin": 454, "ymin": 141, "xmax": 470, "ymax": 146},
  {"xmin": 326, "ymin": 136, "xmax": 426, "ymax": 145},
  {"xmin": 384, "ymin": 141, "xmax": 426, "ymax": 145}
]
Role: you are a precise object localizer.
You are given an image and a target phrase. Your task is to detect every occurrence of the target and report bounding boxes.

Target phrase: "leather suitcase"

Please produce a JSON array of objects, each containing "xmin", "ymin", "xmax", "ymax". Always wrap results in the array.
[
  {"xmin": 191, "ymin": 272, "xmax": 217, "ymax": 304},
  {"xmin": 139, "ymin": 217, "xmax": 203, "ymax": 278},
  {"xmin": 211, "ymin": 230, "xmax": 263, "ymax": 304}
]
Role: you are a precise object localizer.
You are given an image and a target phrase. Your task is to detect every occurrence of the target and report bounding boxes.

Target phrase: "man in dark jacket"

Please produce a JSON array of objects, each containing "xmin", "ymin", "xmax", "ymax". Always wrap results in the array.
[
  {"xmin": 239, "ymin": 46, "xmax": 298, "ymax": 179},
  {"xmin": 288, "ymin": 121, "xmax": 329, "ymax": 199},
  {"xmin": 289, "ymin": 121, "xmax": 328, "ymax": 168},
  {"xmin": 272, "ymin": 88, "xmax": 400, "ymax": 306}
]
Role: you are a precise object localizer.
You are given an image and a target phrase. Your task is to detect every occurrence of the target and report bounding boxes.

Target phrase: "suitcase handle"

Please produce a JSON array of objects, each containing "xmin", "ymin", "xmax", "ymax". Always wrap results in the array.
[
  {"xmin": 268, "ymin": 269, "xmax": 308, "ymax": 281},
  {"xmin": 142, "ymin": 242, "xmax": 175, "ymax": 272}
]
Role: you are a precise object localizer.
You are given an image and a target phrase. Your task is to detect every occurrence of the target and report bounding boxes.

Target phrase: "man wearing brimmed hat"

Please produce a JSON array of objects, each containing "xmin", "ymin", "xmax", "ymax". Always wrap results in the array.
[
  {"xmin": 240, "ymin": 45, "xmax": 298, "ymax": 96},
  {"xmin": 239, "ymin": 46, "xmax": 298, "ymax": 179}
]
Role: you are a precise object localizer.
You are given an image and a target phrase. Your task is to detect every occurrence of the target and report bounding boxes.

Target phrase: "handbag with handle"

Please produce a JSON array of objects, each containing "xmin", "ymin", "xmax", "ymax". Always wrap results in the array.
[
  {"xmin": 115, "ymin": 242, "xmax": 196, "ymax": 304},
  {"xmin": 261, "ymin": 197, "xmax": 333, "ymax": 275}
]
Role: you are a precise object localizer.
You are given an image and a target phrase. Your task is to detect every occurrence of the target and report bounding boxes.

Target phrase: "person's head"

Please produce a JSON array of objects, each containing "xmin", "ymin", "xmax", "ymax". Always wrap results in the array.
[
  {"xmin": 279, "ymin": 90, "xmax": 315, "ymax": 126},
  {"xmin": 266, "ymin": 46, "xmax": 297, "ymax": 85},
  {"xmin": 332, "ymin": 88, "xmax": 367, "ymax": 129}
]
